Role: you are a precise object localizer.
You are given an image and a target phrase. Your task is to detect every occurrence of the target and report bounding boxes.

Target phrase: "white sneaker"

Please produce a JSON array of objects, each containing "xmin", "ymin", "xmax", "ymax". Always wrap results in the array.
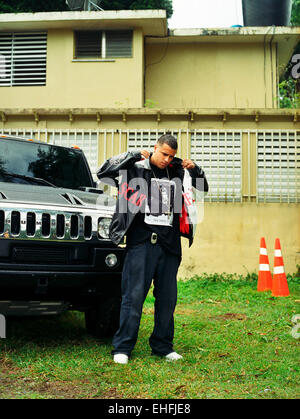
[
  {"xmin": 165, "ymin": 352, "xmax": 183, "ymax": 361},
  {"xmin": 113, "ymin": 354, "xmax": 129, "ymax": 364}
]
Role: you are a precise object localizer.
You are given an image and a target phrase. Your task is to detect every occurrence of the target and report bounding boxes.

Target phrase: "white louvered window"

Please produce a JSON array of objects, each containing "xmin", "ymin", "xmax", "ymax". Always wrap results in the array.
[
  {"xmin": 257, "ymin": 131, "xmax": 300, "ymax": 203},
  {"xmin": 191, "ymin": 131, "xmax": 242, "ymax": 202},
  {"xmin": 74, "ymin": 30, "xmax": 133, "ymax": 59},
  {"xmin": 0, "ymin": 32, "xmax": 47, "ymax": 86}
]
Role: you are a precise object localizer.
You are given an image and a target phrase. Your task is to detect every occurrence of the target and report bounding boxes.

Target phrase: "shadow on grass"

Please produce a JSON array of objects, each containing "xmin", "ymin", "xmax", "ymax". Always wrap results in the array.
[{"xmin": 3, "ymin": 311, "xmax": 105, "ymax": 349}]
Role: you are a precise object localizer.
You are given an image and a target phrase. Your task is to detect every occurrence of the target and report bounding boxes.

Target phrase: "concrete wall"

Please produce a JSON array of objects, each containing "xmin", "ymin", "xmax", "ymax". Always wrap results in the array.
[
  {"xmin": 2, "ymin": 28, "xmax": 144, "ymax": 108},
  {"xmin": 145, "ymin": 42, "xmax": 277, "ymax": 108},
  {"xmin": 179, "ymin": 202, "xmax": 300, "ymax": 278},
  {"xmin": 2, "ymin": 32, "xmax": 278, "ymax": 110}
]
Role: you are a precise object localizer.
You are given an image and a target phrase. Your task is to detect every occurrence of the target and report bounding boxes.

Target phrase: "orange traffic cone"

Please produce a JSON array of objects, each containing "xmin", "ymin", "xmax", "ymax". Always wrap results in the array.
[
  {"xmin": 257, "ymin": 237, "xmax": 272, "ymax": 292},
  {"xmin": 272, "ymin": 238, "xmax": 290, "ymax": 297}
]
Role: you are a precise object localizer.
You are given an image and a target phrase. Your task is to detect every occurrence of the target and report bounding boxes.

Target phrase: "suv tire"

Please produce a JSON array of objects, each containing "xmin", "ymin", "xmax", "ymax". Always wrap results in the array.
[{"xmin": 84, "ymin": 296, "xmax": 121, "ymax": 338}]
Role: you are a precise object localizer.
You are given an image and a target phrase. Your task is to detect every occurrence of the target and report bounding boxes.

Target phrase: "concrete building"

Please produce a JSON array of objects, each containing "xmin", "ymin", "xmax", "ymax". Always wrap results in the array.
[{"xmin": 0, "ymin": 10, "xmax": 299, "ymax": 276}]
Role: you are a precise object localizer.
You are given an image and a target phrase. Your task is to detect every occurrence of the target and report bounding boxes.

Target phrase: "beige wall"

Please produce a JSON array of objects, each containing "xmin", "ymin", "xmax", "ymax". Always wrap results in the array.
[
  {"xmin": 2, "ymin": 28, "xmax": 144, "ymax": 109},
  {"xmin": 179, "ymin": 202, "xmax": 300, "ymax": 278},
  {"xmin": 145, "ymin": 42, "xmax": 277, "ymax": 109},
  {"xmin": 2, "ymin": 33, "xmax": 278, "ymax": 111}
]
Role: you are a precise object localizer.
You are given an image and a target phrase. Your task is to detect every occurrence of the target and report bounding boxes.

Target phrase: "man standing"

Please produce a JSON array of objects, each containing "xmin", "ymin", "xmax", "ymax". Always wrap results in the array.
[{"xmin": 97, "ymin": 134, "xmax": 208, "ymax": 364}]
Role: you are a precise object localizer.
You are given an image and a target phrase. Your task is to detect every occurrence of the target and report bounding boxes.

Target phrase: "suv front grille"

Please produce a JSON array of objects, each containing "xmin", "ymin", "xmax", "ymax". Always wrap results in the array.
[
  {"xmin": 12, "ymin": 247, "xmax": 69, "ymax": 264},
  {"xmin": 26, "ymin": 212, "xmax": 36, "ymax": 236},
  {"xmin": 11, "ymin": 211, "xmax": 21, "ymax": 235},
  {"xmin": 0, "ymin": 208, "xmax": 105, "ymax": 242},
  {"xmin": 0, "ymin": 210, "xmax": 4, "ymax": 233},
  {"xmin": 56, "ymin": 214, "xmax": 65, "ymax": 238}
]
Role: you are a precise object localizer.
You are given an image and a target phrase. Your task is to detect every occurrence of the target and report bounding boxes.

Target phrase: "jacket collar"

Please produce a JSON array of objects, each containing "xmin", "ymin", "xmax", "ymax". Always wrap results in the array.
[
  {"xmin": 135, "ymin": 154, "xmax": 183, "ymax": 171},
  {"xmin": 135, "ymin": 157, "xmax": 151, "ymax": 170}
]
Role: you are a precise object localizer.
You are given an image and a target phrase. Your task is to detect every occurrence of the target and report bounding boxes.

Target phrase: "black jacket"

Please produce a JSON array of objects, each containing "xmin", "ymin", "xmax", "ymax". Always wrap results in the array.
[{"xmin": 97, "ymin": 151, "xmax": 208, "ymax": 246}]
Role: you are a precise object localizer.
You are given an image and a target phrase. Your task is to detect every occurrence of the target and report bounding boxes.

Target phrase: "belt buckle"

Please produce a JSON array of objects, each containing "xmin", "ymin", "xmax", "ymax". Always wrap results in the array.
[{"xmin": 151, "ymin": 232, "xmax": 158, "ymax": 244}]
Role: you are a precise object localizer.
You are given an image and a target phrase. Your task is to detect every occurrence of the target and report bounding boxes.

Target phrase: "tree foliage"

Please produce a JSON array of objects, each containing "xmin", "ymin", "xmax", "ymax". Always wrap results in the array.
[
  {"xmin": 100, "ymin": 1, "xmax": 173, "ymax": 18},
  {"xmin": 0, "ymin": 1, "xmax": 68, "ymax": 13},
  {"xmin": 279, "ymin": 0, "xmax": 300, "ymax": 108},
  {"xmin": 0, "ymin": 0, "xmax": 173, "ymax": 18},
  {"xmin": 291, "ymin": 0, "xmax": 300, "ymax": 25}
]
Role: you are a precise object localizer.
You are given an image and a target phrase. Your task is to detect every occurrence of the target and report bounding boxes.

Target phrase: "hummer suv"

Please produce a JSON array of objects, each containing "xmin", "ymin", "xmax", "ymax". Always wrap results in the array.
[{"xmin": 0, "ymin": 135, "xmax": 124, "ymax": 337}]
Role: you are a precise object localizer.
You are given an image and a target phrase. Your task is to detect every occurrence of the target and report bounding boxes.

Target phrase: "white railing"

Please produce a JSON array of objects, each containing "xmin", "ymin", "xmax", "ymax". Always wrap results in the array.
[
  {"xmin": 257, "ymin": 130, "xmax": 299, "ymax": 203},
  {"xmin": 1, "ymin": 128, "xmax": 299, "ymax": 203}
]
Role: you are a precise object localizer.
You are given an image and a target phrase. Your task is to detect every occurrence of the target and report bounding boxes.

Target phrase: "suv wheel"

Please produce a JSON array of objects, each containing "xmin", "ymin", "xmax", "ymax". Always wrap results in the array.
[{"xmin": 84, "ymin": 297, "xmax": 121, "ymax": 338}]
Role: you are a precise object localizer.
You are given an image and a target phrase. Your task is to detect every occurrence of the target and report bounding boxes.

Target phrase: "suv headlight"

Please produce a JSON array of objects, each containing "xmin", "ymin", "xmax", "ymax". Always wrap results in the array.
[
  {"xmin": 98, "ymin": 217, "xmax": 111, "ymax": 239},
  {"xmin": 105, "ymin": 253, "xmax": 118, "ymax": 268}
]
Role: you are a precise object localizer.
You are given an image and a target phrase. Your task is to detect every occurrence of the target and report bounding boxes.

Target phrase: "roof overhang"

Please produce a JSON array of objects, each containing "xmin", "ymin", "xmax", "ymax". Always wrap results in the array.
[
  {"xmin": 147, "ymin": 26, "xmax": 300, "ymax": 77},
  {"xmin": 0, "ymin": 10, "xmax": 168, "ymax": 36}
]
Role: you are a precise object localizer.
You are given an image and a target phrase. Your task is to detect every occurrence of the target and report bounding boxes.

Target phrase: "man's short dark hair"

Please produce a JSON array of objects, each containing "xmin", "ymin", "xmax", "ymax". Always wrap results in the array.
[{"xmin": 157, "ymin": 134, "xmax": 178, "ymax": 150}]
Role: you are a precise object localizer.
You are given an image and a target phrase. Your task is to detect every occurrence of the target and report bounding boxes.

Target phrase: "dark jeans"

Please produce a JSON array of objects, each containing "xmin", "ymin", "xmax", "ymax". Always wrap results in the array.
[{"xmin": 112, "ymin": 241, "xmax": 180, "ymax": 357}]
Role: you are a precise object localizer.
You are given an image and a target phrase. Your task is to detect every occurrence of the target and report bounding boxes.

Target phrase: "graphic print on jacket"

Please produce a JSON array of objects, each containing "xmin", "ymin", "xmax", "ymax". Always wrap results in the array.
[
  {"xmin": 144, "ymin": 178, "xmax": 176, "ymax": 227},
  {"xmin": 118, "ymin": 181, "xmax": 147, "ymax": 208},
  {"xmin": 96, "ymin": 151, "xmax": 208, "ymax": 245}
]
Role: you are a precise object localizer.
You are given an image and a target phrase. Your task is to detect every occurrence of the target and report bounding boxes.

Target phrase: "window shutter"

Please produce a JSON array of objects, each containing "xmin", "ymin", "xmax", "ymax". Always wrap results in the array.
[
  {"xmin": 0, "ymin": 33, "xmax": 12, "ymax": 85},
  {"xmin": 106, "ymin": 30, "xmax": 132, "ymax": 58},
  {"xmin": 75, "ymin": 31, "xmax": 102, "ymax": 59},
  {"xmin": 0, "ymin": 32, "xmax": 47, "ymax": 86}
]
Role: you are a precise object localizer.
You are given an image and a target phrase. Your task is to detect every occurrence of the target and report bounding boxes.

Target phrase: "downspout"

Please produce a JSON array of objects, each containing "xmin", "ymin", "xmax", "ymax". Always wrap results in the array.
[
  {"xmin": 269, "ymin": 27, "xmax": 275, "ymax": 108},
  {"xmin": 264, "ymin": 26, "xmax": 276, "ymax": 108},
  {"xmin": 264, "ymin": 34, "xmax": 267, "ymax": 107},
  {"xmin": 143, "ymin": 35, "xmax": 146, "ymax": 108},
  {"xmin": 144, "ymin": 29, "xmax": 170, "ymax": 108}
]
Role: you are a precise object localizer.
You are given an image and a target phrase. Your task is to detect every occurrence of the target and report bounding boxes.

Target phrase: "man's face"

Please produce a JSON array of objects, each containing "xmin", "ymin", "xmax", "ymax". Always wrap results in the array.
[{"xmin": 151, "ymin": 143, "xmax": 177, "ymax": 170}]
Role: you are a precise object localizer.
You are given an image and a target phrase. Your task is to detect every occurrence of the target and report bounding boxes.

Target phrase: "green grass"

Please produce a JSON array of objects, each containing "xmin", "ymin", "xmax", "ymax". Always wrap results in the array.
[{"xmin": 0, "ymin": 273, "xmax": 299, "ymax": 399}]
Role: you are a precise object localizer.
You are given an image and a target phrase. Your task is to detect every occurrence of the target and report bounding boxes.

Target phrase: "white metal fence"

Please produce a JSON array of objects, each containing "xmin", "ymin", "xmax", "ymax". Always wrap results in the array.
[
  {"xmin": 257, "ymin": 130, "xmax": 300, "ymax": 203},
  {"xmin": 1, "ymin": 128, "xmax": 299, "ymax": 203},
  {"xmin": 127, "ymin": 129, "xmax": 183, "ymax": 155},
  {"xmin": 191, "ymin": 130, "xmax": 242, "ymax": 202}
]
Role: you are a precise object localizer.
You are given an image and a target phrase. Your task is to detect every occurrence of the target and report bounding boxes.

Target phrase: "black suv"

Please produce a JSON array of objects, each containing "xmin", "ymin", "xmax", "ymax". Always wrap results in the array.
[{"xmin": 0, "ymin": 135, "xmax": 124, "ymax": 337}]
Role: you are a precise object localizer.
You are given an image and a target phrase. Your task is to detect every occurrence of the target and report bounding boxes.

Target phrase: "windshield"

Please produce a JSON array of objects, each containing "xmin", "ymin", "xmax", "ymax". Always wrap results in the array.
[{"xmin": 0, "ymin": 138, "xmax": 93, "ymax": 189}]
